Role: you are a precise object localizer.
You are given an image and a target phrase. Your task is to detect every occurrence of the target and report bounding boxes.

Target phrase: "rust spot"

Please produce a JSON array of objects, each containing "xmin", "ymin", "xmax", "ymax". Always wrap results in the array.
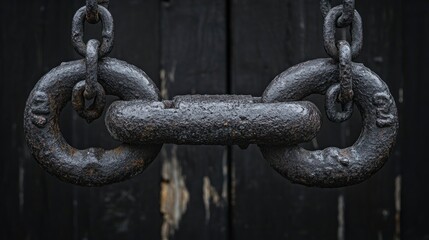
[{"xmin": 113, "ymin": 146, "xmax": 125, "ymax": 154}]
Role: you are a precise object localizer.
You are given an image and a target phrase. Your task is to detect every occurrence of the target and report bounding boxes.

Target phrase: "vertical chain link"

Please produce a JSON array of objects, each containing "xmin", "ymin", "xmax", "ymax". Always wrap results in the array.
[
  {"xmin": 320, "ymin": 0, "xmax": 355, "ymax": 27},
  {"xmin": 86, "ymin": 0, "xmax": 110, "ymax": 23}
]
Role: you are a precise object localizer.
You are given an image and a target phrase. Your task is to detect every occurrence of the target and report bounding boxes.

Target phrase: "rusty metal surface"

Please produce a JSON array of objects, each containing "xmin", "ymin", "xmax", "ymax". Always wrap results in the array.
[
  {"xmin": 22, "ymin": 0, "xmax": 399, "ymax": 189},
  {"xmin": 105, "ymin": 95, "xmax": 322, "ymax": 146},
  {"xmin": 260, "ymin": 58, "xmax": 399, "ymax": 187},
  {"xmin": 320, "ymin": 0, "xmax": 355, "ymax": 27},
  {"xmin": 323, "ymin": 5, "xmax": 362, "ymax": 60},
  {"xmin": 24, "ymin": 58, "xmax": 162, "ymax": 186},
  {"xmin": 72, "ymin": 5, "xmax": 113, "ymax": 58}
]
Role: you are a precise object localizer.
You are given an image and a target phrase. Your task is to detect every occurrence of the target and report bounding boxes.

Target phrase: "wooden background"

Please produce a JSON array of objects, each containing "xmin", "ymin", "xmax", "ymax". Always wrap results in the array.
[{"xmin": 1, "ymin": 0, "xmax": 428, "ymax": 239}]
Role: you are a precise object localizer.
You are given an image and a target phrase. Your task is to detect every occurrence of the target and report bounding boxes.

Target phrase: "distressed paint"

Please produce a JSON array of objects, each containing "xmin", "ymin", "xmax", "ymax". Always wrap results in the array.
[
  {"xmin": 160, "ymin": 146, "xmax": 190, "ymax": 240},
  {"xmin": 203, "ymin": 177, "xmax": 221, "ymax": 222},
  {"xmin": 337, "ymin": 195, "xmax": 345, "ymax": 240},
  {"xmin": 395, "ymin": 175, "xmax": 401, "ymax": 240}
]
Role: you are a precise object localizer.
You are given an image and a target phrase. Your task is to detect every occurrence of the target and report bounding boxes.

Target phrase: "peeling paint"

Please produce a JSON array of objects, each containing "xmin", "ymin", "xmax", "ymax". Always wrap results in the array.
[
  {"xmin": 19, "ymin": 156, "xmax": 24, "ymax": 213},
  {"xmin": 231, "ymin": 158, "xmax": 236, "ymax": 207},
  {"xmin": 398, "ymin": 88, "xmax": 403, "ymax": 104},
  {"xmin": 221, "ymin": 149, "xmax": 228, "ymax": 200},
  {"xmin": 19, "ymin": 142, "xmax": 30, "ymax": 214},
  {"xmin": 160, "ymin": 63, "xmax": 176, "ymax": 100},
  {"xmin": 337, "ymin": 194, "xmax": 345, "ymax": 240},
  {"xmin": 378, "ymin": 231, "xmax": 383, "ymax": 240},
  {"xmin": 160, "ymin": 146, "xmax": 189, "ymax": 240},
  {"xmin": 394, "ymin": 175, "xmax": 402, "ymax": 240},
  {"xmin": 168, "ymin": 62, "xmax": 176, "ymax": 83},
  {"xmin": 203, "ymin": 176, "xmax": 221, "ymax": 222},
  {"xmin": 160, "ymin": 69, "xmax": 169, "ymax": 99}
]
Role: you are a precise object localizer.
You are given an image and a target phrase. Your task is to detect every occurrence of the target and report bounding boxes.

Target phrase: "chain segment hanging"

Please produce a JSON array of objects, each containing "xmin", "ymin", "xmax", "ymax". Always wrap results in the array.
[
  {"xmin": 24, "ymin": 0, "xmax": 398, "ymax": 188},
  {"xmin": 24, "ymin": 1, "xmax": 161, "ymax": 186}
]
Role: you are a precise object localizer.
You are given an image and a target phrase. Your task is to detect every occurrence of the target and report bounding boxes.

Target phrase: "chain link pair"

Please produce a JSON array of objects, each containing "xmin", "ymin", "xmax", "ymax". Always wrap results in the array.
[
  {"xmin": 24, "ymin": 1, "xmax": 398, "ymax": 188},
  {"xmin": 321, "ymin": 0, "xmax": 362, "ymax": 122},
  {"xmin": 71, "ymin": 1, "xmax": 113, "ymax": 122}
]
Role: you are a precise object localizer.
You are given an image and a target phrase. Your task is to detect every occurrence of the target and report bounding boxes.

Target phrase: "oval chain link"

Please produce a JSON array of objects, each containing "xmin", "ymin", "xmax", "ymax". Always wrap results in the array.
[{"xmin": 320, "ymin": 0, "xmax": 355, "ymax": 27}]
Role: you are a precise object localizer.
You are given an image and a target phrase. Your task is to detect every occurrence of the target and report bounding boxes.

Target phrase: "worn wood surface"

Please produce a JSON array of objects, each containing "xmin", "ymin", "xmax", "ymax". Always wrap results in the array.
[
  {"xmin": 402, "ymin": 0, "xmax": 429, "ymax": 239},
  {"xmin": 0, "ymin": 0, "xmax": 427, "ymax": 239},
  {"xmin": 159, "ymin": 0, "xmax": 229, "ymax": 239}
]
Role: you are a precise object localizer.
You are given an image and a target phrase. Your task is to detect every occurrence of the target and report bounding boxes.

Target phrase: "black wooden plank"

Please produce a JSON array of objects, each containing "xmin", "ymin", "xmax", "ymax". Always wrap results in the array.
[
  {"xmin": 230, "ymin": 0, "xmax": 402, "ymax": 239},
  {"xmin": 402, "ymin": 0, "xmax": 429, "ymax": 239},
  {"xmin": 160, "ymin": 1, "xmax": 229, "ymax": 239},
  {"xmin": 0, "ymin": 1, "xmax": 78, "ymax": 239}
]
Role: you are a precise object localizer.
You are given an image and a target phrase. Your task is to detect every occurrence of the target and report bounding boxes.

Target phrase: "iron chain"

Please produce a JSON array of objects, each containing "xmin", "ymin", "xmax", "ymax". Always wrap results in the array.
[
  {"xmin": 70, "ymin": 1, "xmax": 115, "ymax": 122},
  {"xmin": 24, "ymin": 1, "xmax": 398, "ymax": 188},
  {"xmin": 86, "ymin": 0, "xmax": 110, "ymax": 23},
  {"xmin": 323, "ymin": 5, "xmax": 362, "ymax": 60},
  {"xmin": 71, "ymin": 39, "xmax": 106, "ymax": 123},
  {"xmin": 72, "ymin": 4, "xmax": 114, "ymax": 58},
  {"xmin": 320, "ymin": 0, "xmax": 355, "ymax": 27}
]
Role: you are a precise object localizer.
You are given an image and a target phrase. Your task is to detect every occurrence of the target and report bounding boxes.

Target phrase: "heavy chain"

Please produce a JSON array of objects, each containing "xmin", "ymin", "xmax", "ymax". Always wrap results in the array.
[
  {"xmin": 86, "ymin": 0, "xmax": 110, "ymax": 23},
  {"xmin": 320, "ymin": 0, "xmax": 355, "ymax": 27},
  {"xmin": 24, "ymin": 1, "xmax": 161, "ymax": 186},
  {"xmin": 321, "ymin": 0, "xmax": 362, "ymax": 122},
  {"xmin": 24, "ymin": 1, "xmax": 398, "ymax": 188},
  {"xmin": 71, "ymin": 0, "xmax": 114, "ymax": 122}
]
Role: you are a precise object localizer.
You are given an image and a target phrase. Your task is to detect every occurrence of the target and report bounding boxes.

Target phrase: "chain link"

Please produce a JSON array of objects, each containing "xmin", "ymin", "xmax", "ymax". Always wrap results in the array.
[
  {"xmin": 70, "ymin": 39, "xmax": 106, "ymax": 122},
  {"xmin": 323, "ymin": 5, "xmax": 362, "ymax": 60},
  {"xmin": 86, "ymin": 0, "xmax": 110, "ymax": 23},
  {"xmin": 84, "ymin": 39, "xmax": 100, "ymax": 100},
  {"xmin": 86, "ymin": 0, "xmax": 99, "ymax": 24},
  {"xmin": 72, "ymin": 5, "xmax": 114, "ymax": 58},
  {"xmin": 337, "ymin": 40, "xmax": 353, "ymax": 103},
  {"xmin": 324, "ymin": 41, "xmax": 354, "ymax": 122},
  {"xmin": 321, "ymin": 2, "xmax": 361, "ymax": 122},
  {"xmin": 320, "ymin": 0, "xmax": 355, "ymax": 27},
  {"xmin": 69, "ymin": 1, "xmax": 115, "ymax": 122}
]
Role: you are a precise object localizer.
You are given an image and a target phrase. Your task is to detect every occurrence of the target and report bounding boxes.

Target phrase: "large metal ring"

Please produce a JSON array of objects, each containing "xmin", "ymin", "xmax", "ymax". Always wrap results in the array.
[
  {"xmin": 24, "ymin": 58, "xmax": 161, "ymax": 186},
  {"xmin": 260, "ymin": 58, "xmax": 398, "ymax": 187},
  {"xmin": 72, "ymin": 5, "xmax": 114, "ymax": 58},
  {"xmin": 323, "ymin": 5, "xmax": 363, "ymax": 60}
]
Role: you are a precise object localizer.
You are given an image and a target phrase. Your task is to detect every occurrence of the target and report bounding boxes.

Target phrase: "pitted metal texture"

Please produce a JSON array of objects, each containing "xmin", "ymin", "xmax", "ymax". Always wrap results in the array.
[
  {"xmin": 260, "ymin": 58, "xmax": 398, "ymax": 187},
  {"xmin": 105, "ymin": 95, "xmax": 322, "ymax": 146},
  {"xmin": 24, "ymin": 58, "xmax": 162, "ymax": 186}
]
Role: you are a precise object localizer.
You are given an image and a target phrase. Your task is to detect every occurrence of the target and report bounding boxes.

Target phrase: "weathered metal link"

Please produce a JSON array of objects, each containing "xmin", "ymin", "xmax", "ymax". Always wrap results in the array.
[
  {"xmin": 98, "ymin": 0, "xmax": 109, "ymax": 8},
  {"xmin": 105, "ymin": 95, "xmax": 322, "ymax": 146},
  {"xmin": 71, "ymin": 39, "xmax": 105, "ymax": 122},
  {"xmin": 86, "ymin": 0, "xmax": 100, "ymax": 24},
  {"xmin": 325, "ymin": 40, "xmax": 354, "ymax": 122},
  {"xmin": 72, "ymin": 80, "xmax": 106, "ymax": 123},
  {"xmin": 72, "ymin": 5, "xmax": 114, "ymax": 58},
  {"xmin": 320, "ymin": 0, "xmax": 355, "ymax": 27},
  {"xmin": 325, "ymin": 83, "xmax": 353, "ymax": 122},
  {"xmin": 84, "ymin": 39, "xmax": 101, "ymax": 100},
  {"xmin": 260, "ymin": 58, "xmax": 398, "ymax": 187},
  {"xmin": 323, "ymin": 5, "xmax": 362, "ymax": 60},
  {"xmin": 337, "ymin": 40, "xmax": 353, "ymax": 103},
  {"xmin": 320, "ymin": 0, "xmax": 332, "ymax": 19},
  {"xmin": 86, "ymin": 0, "xmax": 110, "ymax": 23},
  {"xmin": 24, "ymin": 58, "xmax": 162, "ymax": 186}
]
